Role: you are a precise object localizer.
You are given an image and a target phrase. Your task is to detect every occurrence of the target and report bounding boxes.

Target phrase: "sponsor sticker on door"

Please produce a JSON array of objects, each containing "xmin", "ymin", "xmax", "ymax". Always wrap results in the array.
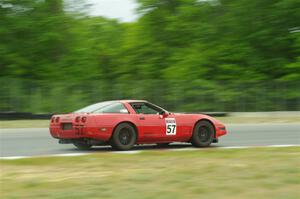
[{"xmin": 165, "ymin": 118, "xmax": 176, "ymax": 135}]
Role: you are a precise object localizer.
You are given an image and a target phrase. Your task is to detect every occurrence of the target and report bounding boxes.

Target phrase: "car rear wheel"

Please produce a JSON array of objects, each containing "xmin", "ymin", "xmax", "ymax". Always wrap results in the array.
[
  {"xmin": 73, "ymin": 140, "xmax": 92, "ymax": 150},
  {"xmin": 191, "ymin": 120, "xmax": 214, "ymax": 147},
  {"xmin": 111, "ymin": 123, "xmax": 137, "ymax": 150}
]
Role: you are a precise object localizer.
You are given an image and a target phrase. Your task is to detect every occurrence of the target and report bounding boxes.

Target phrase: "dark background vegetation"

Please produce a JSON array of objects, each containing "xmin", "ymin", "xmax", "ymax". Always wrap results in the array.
[{"xmin": 0, "ymin": 0, "xmax": 299, "ymax": 113}]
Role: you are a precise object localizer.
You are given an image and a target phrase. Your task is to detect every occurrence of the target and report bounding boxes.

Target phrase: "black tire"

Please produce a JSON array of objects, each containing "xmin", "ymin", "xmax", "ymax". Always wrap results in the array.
[
  {"xmin": 156, "ymin": 143, "xmax": 171, "ymax": 147},
  {"xmin": 191, "ymin": 120, "xmax": 214, "ymax": 147},
  {"xmin": 111, "ymin": 123, "xmax": 137, "ymax": 150},
  {"xmin": 73, "ymin": 140, "xmax": 92, "ymax": 150}
]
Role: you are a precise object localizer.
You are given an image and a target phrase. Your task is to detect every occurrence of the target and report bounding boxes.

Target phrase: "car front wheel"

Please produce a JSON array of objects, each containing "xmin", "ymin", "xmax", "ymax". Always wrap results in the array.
[
  {"xmin": 111, "ymin": 123, "xmax": 137, "ymax": 150},
  {"xmin": 191, "ymin": 120, "xmax": 214, "ymax": 147}
]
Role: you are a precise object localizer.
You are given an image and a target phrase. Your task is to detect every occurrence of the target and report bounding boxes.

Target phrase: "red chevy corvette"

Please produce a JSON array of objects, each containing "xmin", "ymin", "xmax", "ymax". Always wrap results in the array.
[{"xmin": 49, "ymin": 100, "xmax": 227, "ymax": 150}]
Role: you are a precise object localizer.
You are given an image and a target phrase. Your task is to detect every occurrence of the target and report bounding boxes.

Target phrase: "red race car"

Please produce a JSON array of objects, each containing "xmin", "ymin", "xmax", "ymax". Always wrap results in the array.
[{"xmin": 49, "ymin": 100, "xmax": 227, "ymax": 150}]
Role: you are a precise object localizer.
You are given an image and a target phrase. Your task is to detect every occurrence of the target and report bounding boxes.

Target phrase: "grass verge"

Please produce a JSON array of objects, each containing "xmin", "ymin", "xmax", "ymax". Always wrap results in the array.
[
  {"xmin": 1, "ymin": 147, "xmax": 299, "ymax": 199},
  {"xmin": 1, "ymin": 116, "xmax": 299, "ymax": 128},
  {"xmin": 215, "ymin": 116, "xmax": 300, "ymax": 124},
  {"xmin": 0, "ymin": 120, "xmax": 50, "ymax": 128}
]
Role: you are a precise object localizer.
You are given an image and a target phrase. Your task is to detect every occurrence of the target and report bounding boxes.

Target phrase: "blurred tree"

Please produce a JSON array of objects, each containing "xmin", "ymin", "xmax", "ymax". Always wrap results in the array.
[{"xmin": 0, "ymin": 0, "xmax": 299, "ymax": 112}]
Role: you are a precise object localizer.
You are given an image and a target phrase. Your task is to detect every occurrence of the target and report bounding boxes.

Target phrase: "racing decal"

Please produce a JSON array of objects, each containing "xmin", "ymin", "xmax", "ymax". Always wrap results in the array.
[{"xmin": 165, "ymin": 118, "xmax": 176, "ymax": 135}]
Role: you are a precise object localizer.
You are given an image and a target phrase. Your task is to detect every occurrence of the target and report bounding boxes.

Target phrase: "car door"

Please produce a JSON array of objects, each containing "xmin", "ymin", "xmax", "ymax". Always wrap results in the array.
[{"xmin": 130, "ymin": 102, "xmax": 180, "ymax": 142}]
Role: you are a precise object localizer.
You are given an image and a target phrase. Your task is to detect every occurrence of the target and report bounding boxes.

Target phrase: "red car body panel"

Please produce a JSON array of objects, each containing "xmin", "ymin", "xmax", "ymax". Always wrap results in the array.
[{"xmin": 49, "ymin": 100, "xmax": 227, "ymax": 144}]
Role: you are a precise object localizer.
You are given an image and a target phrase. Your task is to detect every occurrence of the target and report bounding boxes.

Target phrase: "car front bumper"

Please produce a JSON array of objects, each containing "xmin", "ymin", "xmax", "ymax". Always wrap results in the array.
[{"xmin": 215, "ymin": 125, "xmax": 227, "ymax": 138}]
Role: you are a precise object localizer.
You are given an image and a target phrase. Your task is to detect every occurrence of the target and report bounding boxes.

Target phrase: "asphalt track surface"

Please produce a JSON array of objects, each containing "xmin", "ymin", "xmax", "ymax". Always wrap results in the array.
[{"xmin": 0, "ymin": 123, "xmax": 299, "ymax": 157}]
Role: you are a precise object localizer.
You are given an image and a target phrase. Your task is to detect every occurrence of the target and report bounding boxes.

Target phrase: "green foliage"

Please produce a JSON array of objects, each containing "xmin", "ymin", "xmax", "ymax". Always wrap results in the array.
[{"xmin": 0, "ymin": 0, "xmax": 299, "ymax": 113}]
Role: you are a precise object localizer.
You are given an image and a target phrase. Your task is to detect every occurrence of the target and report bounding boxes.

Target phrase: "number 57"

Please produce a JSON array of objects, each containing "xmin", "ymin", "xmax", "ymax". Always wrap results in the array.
[{"xmin": 167, "ymin": 124, "xmax": 176, "ymax": 134}]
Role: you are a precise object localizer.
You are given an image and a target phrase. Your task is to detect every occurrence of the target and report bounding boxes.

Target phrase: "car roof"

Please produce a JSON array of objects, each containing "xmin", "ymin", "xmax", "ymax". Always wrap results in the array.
[
  {"xmin": 117, "ymin": 99, "xmax": 148, "ymax": 103},
  {"xmin": 95, "ymin": 100, "xmax": 148, "ymax": 104},
  {"xmin": 92, "ymin": 100, "xmax": 167, "ymax": 112}
]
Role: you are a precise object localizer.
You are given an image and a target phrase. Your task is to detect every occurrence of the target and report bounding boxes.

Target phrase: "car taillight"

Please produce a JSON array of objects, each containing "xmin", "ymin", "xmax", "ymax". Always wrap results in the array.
[
  {"xmin": 55, "ymin": 117, "xmax": 60, "ymax": 123},
  {"xmin": 75, "ymin": 116, "xmax": 81, "ymax": 123},
  {"xmin": 81, "ymin": 116, "xmax": 87, "ymax": 123},
  {"xmin": 51, "ymin": 117, "xmax": 55, "ymax": 123}
]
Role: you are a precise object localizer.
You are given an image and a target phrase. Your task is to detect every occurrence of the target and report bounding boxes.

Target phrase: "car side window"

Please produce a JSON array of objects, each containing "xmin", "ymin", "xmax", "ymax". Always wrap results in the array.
[
  {"xmin": 131, "ymin": 103, "xmax": 160, "ymax": 114},
  {"xmin": 93, "ymin": 103, "xmax": 128, "ymax": 114}
]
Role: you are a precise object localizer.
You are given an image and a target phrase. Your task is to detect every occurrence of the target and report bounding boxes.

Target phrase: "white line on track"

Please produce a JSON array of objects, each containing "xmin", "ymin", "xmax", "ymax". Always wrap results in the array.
[{"xmin": 0, "ymin": 144, "xmax": 299, "ymax": 160}]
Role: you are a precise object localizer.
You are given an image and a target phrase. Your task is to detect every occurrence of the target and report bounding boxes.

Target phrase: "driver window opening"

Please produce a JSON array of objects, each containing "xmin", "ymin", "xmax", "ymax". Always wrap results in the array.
[{"xmin": 130, "ymin": 103, "xmax": 161, "ymax": 114}]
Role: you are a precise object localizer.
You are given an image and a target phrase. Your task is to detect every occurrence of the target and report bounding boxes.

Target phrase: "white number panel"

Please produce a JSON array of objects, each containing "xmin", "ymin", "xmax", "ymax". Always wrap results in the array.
[{"xmin": 165, "ymin": 118, "xmax": 176, "ymax": 135}]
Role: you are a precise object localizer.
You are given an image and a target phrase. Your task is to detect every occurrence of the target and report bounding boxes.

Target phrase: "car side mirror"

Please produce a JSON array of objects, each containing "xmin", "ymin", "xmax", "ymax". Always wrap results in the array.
[{"xmin": 160, "ymin": 111, "xmax": 169, "ymax": 118}]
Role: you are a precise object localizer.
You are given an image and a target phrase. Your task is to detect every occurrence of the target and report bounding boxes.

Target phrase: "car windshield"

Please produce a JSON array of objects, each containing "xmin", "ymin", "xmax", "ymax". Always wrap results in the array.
[{"xmin": 74, "ymin": 101, "xmax": 115, "ymax": 113}]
